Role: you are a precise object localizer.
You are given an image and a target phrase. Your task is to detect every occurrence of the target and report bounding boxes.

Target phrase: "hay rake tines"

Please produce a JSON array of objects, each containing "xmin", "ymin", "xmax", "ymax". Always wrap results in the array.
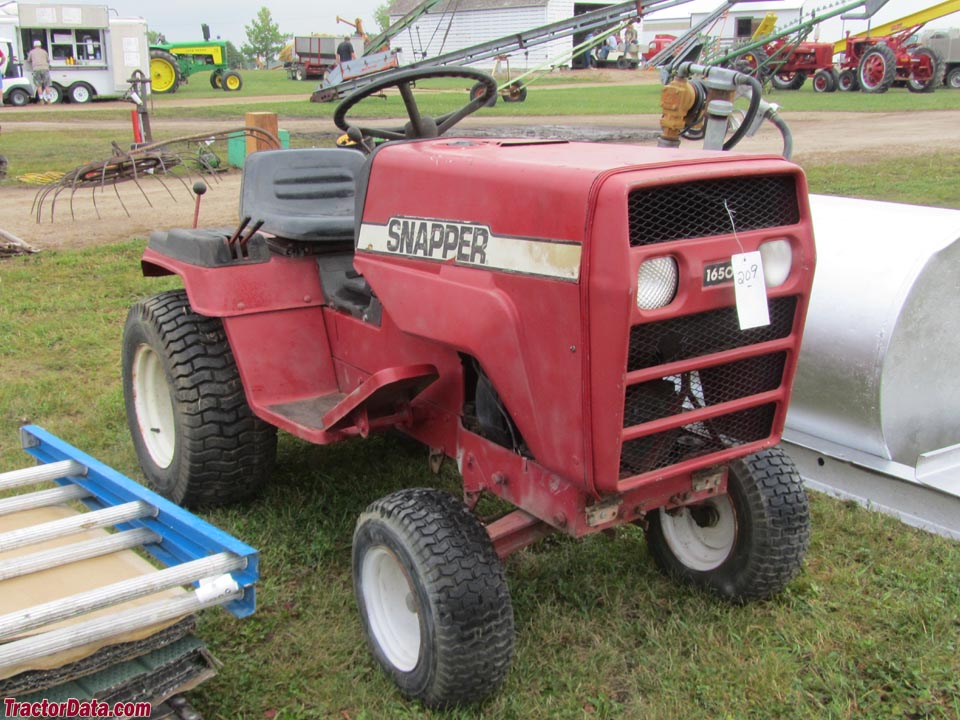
[{"xmin": 33, "ymin": 127, "xmax": 281, "ymax": 224}]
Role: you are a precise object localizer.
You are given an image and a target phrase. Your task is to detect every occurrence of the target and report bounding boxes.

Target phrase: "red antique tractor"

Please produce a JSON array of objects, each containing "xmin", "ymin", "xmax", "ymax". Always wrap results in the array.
[
  {"xmin": 733, "ymin": 24, "xmax": 943, "ymax": 94},
  {"xmin": 738, "ymin": 40, "xmax": 838, "ymax": 92},
  {"xmin": 122, "ymin": 67, "xmax": 816, "ymax": 706},
  {"xmin": 837, "ymin": 25, "xmax": 943, "ymax": 93}
]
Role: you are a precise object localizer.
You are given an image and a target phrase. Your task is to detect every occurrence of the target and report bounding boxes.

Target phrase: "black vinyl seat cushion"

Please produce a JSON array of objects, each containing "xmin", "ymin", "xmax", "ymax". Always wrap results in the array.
[{"xmin": 239, "ymin": 148, "xmax": 365, "ymax": 242}]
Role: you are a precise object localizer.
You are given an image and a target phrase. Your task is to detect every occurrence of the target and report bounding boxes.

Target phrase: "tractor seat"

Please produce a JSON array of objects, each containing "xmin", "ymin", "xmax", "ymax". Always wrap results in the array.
[{"xmin": 239, "ymin": 148, "xmax": 365, "ymax": 242}]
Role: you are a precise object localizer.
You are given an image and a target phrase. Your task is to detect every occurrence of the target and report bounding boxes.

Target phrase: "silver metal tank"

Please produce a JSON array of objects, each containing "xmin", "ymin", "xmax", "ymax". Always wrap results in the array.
[{"xmin": 784, "ymin": 195, "xmax": 960, "ymax": 529}]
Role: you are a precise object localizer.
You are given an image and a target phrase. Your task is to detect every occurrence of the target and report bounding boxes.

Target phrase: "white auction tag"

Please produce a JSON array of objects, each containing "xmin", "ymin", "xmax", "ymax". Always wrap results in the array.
[{"xmin": 732, "ymin": 251, "xmax": 770, "ymax": 330}]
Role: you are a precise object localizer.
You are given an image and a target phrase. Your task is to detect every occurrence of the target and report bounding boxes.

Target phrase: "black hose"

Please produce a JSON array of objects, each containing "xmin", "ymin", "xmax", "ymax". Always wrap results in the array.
[{"xmin": 722, "ymin": 73, "xmax": 763, "ymax": 151}]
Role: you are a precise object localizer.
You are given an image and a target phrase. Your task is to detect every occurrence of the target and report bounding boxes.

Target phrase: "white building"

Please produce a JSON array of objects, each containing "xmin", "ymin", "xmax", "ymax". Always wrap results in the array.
[{"xmin": 387, "ymin": 0, "xmax": 681, "ymax": 70}]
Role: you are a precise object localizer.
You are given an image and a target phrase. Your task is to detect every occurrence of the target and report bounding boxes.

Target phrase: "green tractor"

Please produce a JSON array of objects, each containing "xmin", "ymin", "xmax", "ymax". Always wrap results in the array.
[{"xmin": 150, "ymin": 25, "xmax": 242, "ymax": 94}]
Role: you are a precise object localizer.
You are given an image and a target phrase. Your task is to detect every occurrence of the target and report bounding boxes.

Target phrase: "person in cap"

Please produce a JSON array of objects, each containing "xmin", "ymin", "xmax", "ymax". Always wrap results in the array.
[{"xmin": 27, "ymin": 40, "xmax": 52, "ymax": 103}]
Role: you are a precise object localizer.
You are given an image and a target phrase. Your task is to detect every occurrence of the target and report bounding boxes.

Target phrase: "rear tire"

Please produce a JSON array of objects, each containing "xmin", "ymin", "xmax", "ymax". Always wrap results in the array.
[
  {"xmin": 907, "ymin": 46, "xmax": 943, "ymax": 93},
  {"xmin": 68, "ymin": 82, "xmax": 94, "ymax": 104},
  {"xmin": 770, "ymin": 71, "xmax": 806, "ymax": 90},
  {"xmin": 858, "ymin": 43, "xmax": 896, "ymax": 93},
  {"xmin": 502, "ymin": 84, "xmax": 527, "ymax": 103},
  {"xmin": 947, "ymin": 67, "xmax": 960, "ymax": 89},
  {"xmin": 150, "ymin": 49, "xmax": 181, "ymax": 93},
  {"xmin": 645, "ymin": 447, "xmax": 810, "ymax": 601},
  {"xmin": 122, "ymin": 290, "xmax": 276, "ymax": 507},
  {"xmin": 353, "ymin": 488, "xmax": 515, "ymax": 707},
  {"xmin": 735, "ymin": 47, "xmax": 770, "ymax": 80}
]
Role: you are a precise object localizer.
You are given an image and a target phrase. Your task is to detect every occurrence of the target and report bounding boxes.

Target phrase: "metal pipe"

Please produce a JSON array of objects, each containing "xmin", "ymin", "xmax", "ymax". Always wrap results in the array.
[
  {"xmin": 0, "ymin": 484, "xmax": 91, "ymax": 516},
  {"xmin": 0, "ymin": 588, "xmax": 243, "ymax": 673},
  {"xmin": 0, "ymin": 528, "xmax": 159, "ymax": 582},
  {"xmin": 0, "ymin": 459, "xmax": 85, "ymax": 491},
  {"xmin": 0, "ymin": 501, "xmax": 155, "ymax": 554},
  {"xmin": 0, "ymin": 552, "xmax": 244, "ymax": 640}
]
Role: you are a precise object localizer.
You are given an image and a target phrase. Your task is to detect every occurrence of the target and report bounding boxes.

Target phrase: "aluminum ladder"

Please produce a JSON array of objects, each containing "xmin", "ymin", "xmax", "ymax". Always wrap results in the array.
[{"xmin": 0, "ymin": 425, "xmax": 259, "ymax": 677}]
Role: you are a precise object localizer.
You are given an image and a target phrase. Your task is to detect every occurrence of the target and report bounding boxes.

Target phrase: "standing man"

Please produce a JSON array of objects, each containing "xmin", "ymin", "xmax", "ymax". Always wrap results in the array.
[
  {"xmin": 336, "ymin": 35, "xmax": 355, "ymax": 70},
  {"xmin": 27, "ymin": 40, "xmax": 51, "ymax": 103}
]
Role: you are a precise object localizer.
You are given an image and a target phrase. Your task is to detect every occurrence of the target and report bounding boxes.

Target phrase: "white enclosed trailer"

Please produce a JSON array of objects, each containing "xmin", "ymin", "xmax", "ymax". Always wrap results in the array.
[{"xmin": 0, "ymin": 2, "xmax": 148, "ymax": 104}]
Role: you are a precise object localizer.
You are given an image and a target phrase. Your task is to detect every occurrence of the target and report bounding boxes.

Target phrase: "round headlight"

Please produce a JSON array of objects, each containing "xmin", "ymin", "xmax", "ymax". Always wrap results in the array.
[
  {"xmin": 759, "ymin": 239, "xmax": 793, "ymax": 288},
  {"xmin": 637, "ymin": 257, "xmax": 679, "ymax": 310}
]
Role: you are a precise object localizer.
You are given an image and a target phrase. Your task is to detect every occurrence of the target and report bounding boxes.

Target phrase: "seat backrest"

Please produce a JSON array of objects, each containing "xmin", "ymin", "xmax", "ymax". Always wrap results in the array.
[{"xmin": 239, "ymin": 148, "xmax": 366, "ymax": 242}]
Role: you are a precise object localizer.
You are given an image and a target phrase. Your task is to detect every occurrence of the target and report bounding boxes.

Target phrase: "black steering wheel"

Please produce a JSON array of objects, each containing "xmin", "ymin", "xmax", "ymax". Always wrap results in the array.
[{"xmin": 333, "ymin": 67, "xmax": 498, "ymax": 143}]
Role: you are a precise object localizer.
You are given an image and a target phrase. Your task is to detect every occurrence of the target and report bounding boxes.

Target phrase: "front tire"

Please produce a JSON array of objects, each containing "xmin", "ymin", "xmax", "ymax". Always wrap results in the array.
[
  {"xmin": 122, "ymin": 290, "xmax": 276, "ymax": 507},
  {"xmin": 645, "ymin": 447, "xmax": 810, "ymax": 601},
  {"xmin": 837, "ymin": 68, "xmax": 859, "ymax": 91},
  {"xmin": 222, "ymin": 70, "xmax": 243, "ymax": 91},
  {"xmin": 812, "ymin": 68, "xmax": 837, "ymax": 93},
  {"xmin": 353, "ymin": 488, "xmax": 515, "ymax": 707},
  {"xmin": 7, "ymin": 87, "xmax": 30, "ymax": 106},
  {"xmin": 43, "ymin": 84, "xmax": 63, "ymax": 104}
]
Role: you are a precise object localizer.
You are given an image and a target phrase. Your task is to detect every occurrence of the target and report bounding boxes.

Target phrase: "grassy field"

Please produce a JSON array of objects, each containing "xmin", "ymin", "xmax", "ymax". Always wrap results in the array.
[
  {"xmin": 1, "ymin": 89, "xmax": 959, "ymax": 718},
  {"xmin": 4, "ymin": 68, "xmax": 960, "ymax": 123}
]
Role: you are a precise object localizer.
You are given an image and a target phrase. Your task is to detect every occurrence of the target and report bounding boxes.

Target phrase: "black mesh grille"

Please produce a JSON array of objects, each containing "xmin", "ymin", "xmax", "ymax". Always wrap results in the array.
[
  {"xmin": 628, "ymin": 175, "xmax": 800, "ymax": 246},
  {"xmin": 623, "ymin": 353, "xmax": 786, "ymax": 427},
  {"xmin": 628, "ymin": 296, "xmax": 796, "ymax": 373},
  {"xmin": 619, "ymin": 404, "xmax": 776, "ymax": 478}
]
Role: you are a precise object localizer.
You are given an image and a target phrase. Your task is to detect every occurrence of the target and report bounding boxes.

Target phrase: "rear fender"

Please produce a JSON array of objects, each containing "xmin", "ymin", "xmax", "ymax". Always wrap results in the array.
[{"xmin": 140, "ymin": 247, "xmax": 340, "ymax": 410}]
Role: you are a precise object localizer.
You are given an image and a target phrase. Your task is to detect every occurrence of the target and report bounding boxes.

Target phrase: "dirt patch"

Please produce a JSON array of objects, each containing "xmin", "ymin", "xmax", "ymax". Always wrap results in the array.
[
  {"xmin": 0, "ymin": 174, "xmax": 243, "ymax": 251},
  {"xmin": 1, "ymin": 109, "xmax": 957, "ymax": 251}
]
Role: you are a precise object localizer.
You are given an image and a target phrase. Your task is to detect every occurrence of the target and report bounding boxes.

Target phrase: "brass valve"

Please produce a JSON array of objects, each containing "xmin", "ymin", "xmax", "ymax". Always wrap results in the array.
[{"xmin": 658, "ymin": 77, "xmax": 698, "ymax": 146}]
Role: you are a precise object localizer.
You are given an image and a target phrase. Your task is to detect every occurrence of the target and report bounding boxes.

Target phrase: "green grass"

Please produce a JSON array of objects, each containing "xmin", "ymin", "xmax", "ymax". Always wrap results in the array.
[
  {"xmin": 804, "ymin": 151, "xmax": 960, "ymax": 209},
  {"xmin": 1, "ymin": 149, "xmax": 959, "ymax": 718},
  {"xmin": 4, "ymin": 70, "xmax": 960, "ymax": 123}
]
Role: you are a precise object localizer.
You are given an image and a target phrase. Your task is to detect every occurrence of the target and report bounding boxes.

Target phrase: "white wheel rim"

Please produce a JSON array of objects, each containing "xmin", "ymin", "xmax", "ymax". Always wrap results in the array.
[
  {"xmin": 659, "ymin": 496, "xmax": 736, "ymax": 571},
  {"xmin": 361, "ymin": 546, "xmax": 421, "ymax": 672},
  {"xmin": 131, "ymin": 344, "xmax": 176, "ymax": 469},
  {"xmin": 75, "ymin": 87, "xmax": 89, "ymax": 102}
]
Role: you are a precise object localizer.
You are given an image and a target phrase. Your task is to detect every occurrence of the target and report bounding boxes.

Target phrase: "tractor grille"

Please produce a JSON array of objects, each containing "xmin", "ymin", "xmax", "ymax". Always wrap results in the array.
[
  {"xmin": 623, "ymin": 352, "xmax": 786, "ymax": 427},
  {"xmin": 618, "ymin": 297, "xmax": 797, "ymax": 478},
  {"xmin": 628, "ymin": 175, "xmax": 800, "ymax": 246},
  {"xmin": 619, "ymin": 404, "xmax": 777, "ymax": 478},
  {"xmin": 627, "ymin": 296, "xmax": 796, "ymax": 372}
]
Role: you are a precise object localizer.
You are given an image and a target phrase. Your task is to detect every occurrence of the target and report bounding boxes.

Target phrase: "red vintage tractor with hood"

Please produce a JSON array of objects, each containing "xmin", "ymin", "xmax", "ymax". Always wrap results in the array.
[{"xmin": 122, "ymin": 67, "xmax": 816, "ymax": 707}]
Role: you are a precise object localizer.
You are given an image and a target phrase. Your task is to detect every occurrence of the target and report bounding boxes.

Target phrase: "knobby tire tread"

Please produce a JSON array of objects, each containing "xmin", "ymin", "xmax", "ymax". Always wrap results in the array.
[
  {"xmin": 128, "ymin": 290, "xmax": 275, "ymax": 506},
  {"xmin": 357, "ymin": 488, "xmax": 514, "ymax": 707}
]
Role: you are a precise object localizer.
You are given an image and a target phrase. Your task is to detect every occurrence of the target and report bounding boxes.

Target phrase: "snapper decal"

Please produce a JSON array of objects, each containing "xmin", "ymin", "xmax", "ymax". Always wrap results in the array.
[{"xmin": 358, "ymin": 217, "xmax": 582, "ymax": 281}]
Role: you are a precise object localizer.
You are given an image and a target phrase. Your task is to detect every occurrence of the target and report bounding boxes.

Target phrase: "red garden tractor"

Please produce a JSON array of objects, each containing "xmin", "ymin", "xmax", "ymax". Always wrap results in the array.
[{"xmin": 122, "ymin": 67, "xmax": 816, "ymax": 707}]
